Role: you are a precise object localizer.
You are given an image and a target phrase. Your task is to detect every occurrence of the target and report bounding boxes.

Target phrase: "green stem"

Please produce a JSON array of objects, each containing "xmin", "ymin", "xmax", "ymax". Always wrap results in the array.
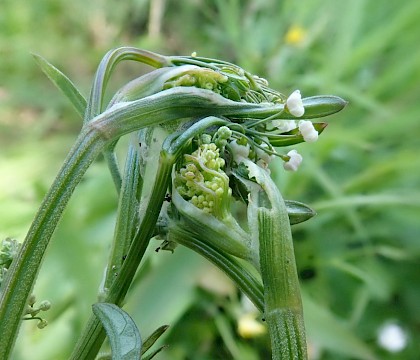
[
  {"xmin": 257, "ymin": 185, "xmax": 307, "ymax": 359},
  {"xmin": 0, "ymin": 128, "xmax": 105, "ymax": 359},
  {"xmin": 84, "ymin": 47, "xmax": 171, "ymax": 192},
  {"xmin": 103, "ymin": 144, "xmax": 123, "ymax": 191},
  {"xmin": 84, "ymin": 47, "xmax": 170, "ymax": 123},
  {"xmin": 69, "ymin": 150, "xmax": 173, "ymax": 359},
  {"xmin": 102, "ymin": 137, "xmax": 143, "ymax": 294}
]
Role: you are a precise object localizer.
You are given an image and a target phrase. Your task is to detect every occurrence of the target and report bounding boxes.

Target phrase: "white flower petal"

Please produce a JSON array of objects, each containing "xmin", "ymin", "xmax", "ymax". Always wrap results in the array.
[
  {"xmin": 378, "ymin": 323, "xmax": 408, "ymax": 353},
  {"xmin": 230, "ymin": 139, "xmax": 250, "ymax": 162},
  {"xmin": 298, "ymin": 120, "xmax": 318, "ymax": 143},
  {"xmin": 286, "ymin": 90, "xmax": 305, "ymax": 117},
  {"xmin": 283, "ymin": 149, "xmax": 303, "ymax": 171}
]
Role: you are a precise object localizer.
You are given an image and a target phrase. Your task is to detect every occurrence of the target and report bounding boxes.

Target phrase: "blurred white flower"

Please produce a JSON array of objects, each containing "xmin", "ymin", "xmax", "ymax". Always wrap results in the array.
[
  {"xmin": 377, "ymin": 322, "xmax": 408, "ymax": 353},
  {"xmin": 298, "ymin": 120, "xmax": 318, "ymax": 143},
  {"xmin": 286, "ymin": 90, "xmax": 305, "ymax": 117},
  {"xmin": 283, "ymin": 149, "xmax": 303, "ymax": 171}
]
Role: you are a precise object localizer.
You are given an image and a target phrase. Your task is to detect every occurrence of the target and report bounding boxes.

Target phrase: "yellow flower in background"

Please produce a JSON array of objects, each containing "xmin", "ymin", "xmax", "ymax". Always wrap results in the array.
[
  {"xmin": 285, "ymin": 25, "xmax": 306, "ymax": 45},
  {"xmin": 237, "ymin": 313, "xmax": 267, "ymax": 339}
]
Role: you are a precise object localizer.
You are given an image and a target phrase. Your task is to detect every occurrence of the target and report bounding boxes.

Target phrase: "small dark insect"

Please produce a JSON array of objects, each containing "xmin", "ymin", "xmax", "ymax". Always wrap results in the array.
[
  {"xmin": 122, "ymin": 254, "xmax": 127, "ymax": 261},
  {"xmin": 164, "ymin": 193, "xmax": 172, "ymax": 202},
  {"xmin": 138, "ymin": 142, "xmax": 142, "ymax": 148}
]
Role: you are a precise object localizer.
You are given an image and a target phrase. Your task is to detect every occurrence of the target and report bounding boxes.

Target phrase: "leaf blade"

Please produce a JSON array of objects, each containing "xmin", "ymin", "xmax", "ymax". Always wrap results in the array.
[
  {"xmin": 92, "ymin": 303, "xmax": 142, "ymax": 360},
  {"xmin": 141, "ymin": 325, "xmax": 169, "ymax": 356},
  {"xmin": 32, "ymin": 53, "xmax": 87, "ymax": 118}
]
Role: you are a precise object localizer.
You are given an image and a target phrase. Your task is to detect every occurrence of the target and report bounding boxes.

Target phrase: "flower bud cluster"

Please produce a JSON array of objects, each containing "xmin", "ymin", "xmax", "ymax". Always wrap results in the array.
[
  {"xmin": 175, "ymin": 143, "xmax": 231, "ymax": 215},
  {"xmin": 214, "ymin": 126, "xmax": 232, "ymax": 149},
  {"xmin": 23, "ymin": 294, "xmax": 51, "ymax": 329},
  {"xmin": 0, "ymin": 237, "xmax": 20, "ymax": 268},
  {"xmin": 0, "ymin": 237, "xmax": 21, "ymax": 287},
  {"xmin": 163, "ymin": 68, "xmax": 228, "ymax": 95}
]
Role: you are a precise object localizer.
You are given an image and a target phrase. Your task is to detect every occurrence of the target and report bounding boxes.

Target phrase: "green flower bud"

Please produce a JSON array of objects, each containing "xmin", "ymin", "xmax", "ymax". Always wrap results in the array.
[
  {"xmin": 39, "ymin": 300, "xmax": 51, "ymax": 311},
  {"xmin": 27, "ymin": 294, "xmax": 37, "ymax": 307},
  {"xmin": 163, "ymin": 68, "xmax": 228, "ymax": 95},
  {"xmin": 37, "ymin": 319, "xmax": 48, "ymax": 329},
  {"xmin": 217, "ymin": 126, "xmax": 233, "ymax": 140},
  {"xmin": 174, "ymin": 142, "xmax": 231, "ymax": 219},
  {"xmin": 200, "ymin": 133, "xmax": 212, "ymax": 144},
  {"xmin": 0, "ymin": 238, "xmax": 21, "ymax": 268}
]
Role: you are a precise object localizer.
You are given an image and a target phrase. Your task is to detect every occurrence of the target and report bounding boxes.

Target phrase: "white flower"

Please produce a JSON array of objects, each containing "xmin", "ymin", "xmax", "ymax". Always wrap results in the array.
[
  {"xmin": 229, "ymin": 139, "xmax": 250, "ymax": 163},
  {"xmin": 298, "ymin": 120, "xmax": 318, "ymax": 143},
  {"xmin": 283, "ymin": 149, "xmax": 303, "ymax": 171},
  {"xmin": 286, "ymin": 90, "xmax": 305, "ymax": 117},
  {"xmin": 377, "ymin": 323, "xmax": 408, "ymax": 353},
  {"xmin": 255, "ymin": 141, "xmax": 274, "ymax": 165},
  {"xmin": 271, "ymin": 119, "xmax": 297, "ymax": 133}
]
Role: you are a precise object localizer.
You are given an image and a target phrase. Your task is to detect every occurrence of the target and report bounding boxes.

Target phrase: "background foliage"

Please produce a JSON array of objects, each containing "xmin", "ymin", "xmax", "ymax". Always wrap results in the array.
[{"xmin": 1, "ymin": 0, "xmax": 419, "ymax": 359}]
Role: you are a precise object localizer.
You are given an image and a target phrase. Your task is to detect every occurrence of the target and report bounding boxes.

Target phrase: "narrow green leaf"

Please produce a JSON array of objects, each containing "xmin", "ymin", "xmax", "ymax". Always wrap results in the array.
[
  {"xmin": 301, "ymin": 95, "xmax": 348, "ymax": 119},
  {"xmin": 285, "ymin": 200, "xmax": 316, "ymax": 225},
  {"xmin": 141, "ymin": 325, "xmax": 169, "ymax": 356},
  {"xmin": 228, "ymin": 95, "xmax": 346, "ymax": 120},
  {"xmin": 142, "ymin": 346, "xmax": 168, "ymax": 360},
  {"xmin": 32, "ymin": 54, "xmax": 87, "ymax": 118},
  {"xmin": 92, "ymin": 303, "xmax": 142, "ymax": 360}
]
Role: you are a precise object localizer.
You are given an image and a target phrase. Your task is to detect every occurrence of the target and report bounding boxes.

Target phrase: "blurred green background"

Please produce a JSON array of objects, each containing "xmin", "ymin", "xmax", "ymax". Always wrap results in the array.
[{"xmin": 1, "ymin": 0, "xmax": 420, "ymax": 359}]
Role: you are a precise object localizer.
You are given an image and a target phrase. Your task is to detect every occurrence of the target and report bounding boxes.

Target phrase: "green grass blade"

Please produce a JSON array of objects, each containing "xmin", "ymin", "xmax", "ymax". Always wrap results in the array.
[
  {"xmin": 32, "ymin": 54, "xmax": 87, "ymax": 118},
  {"xmin": 141, "ymin": 325, "xmax": 169, "ymax": 356}
]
